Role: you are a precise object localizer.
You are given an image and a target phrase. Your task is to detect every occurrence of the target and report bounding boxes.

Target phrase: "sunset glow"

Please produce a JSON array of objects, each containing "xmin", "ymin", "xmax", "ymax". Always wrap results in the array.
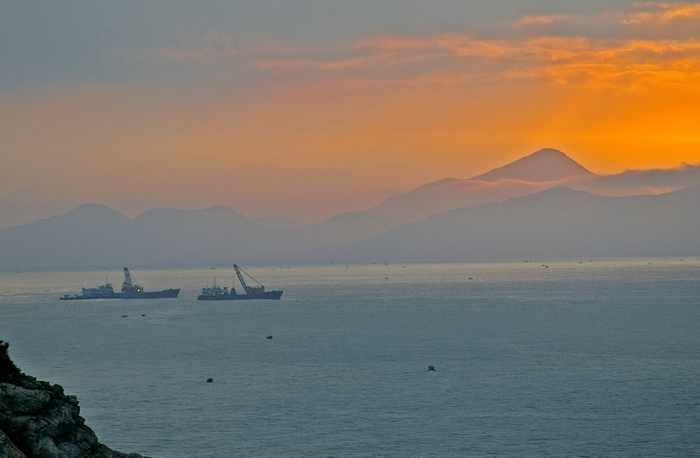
[{"xmin": 2, "ymin": 2, "xmax": 700, "ymax": 226}]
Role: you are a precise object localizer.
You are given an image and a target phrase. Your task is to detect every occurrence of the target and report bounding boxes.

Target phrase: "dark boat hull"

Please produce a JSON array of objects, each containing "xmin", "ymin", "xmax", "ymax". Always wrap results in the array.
[
  {"xmin": 60, "ymin": 289, "xmax": 180, "ymax": 300},
  {"xmin": 119, "ymin": 288, "xmax": 180, "ymax": 299},
  {"xmin": 197, "ymin": 290, "xmax": 282, "ymax": 301}
]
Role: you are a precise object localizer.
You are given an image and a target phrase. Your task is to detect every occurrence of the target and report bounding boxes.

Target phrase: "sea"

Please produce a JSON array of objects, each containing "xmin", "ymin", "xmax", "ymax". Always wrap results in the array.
[{"xmin": 1, "ymin": 259, "xmax": 699, "ymax": 457}]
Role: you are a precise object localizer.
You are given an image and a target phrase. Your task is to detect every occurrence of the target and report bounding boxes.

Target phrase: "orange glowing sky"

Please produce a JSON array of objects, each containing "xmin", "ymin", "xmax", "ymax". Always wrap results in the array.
[{"xmin": 1, "ymin": 2, "xmax": 700, "ymax": 227}]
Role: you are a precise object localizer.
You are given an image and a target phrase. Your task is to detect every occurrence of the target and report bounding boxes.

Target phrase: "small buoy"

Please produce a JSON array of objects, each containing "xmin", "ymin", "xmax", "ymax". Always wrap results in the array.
[
  {"xmin": 427, "ymin": 365, "xmax": 435, "ymax": 371},
  {"xmin": 266, "ymin": 335, "xmax": 273, "ymax": 339},
  {"xmin": 206, "ymin": 378, "xmax": 213, "ymax": 383}
]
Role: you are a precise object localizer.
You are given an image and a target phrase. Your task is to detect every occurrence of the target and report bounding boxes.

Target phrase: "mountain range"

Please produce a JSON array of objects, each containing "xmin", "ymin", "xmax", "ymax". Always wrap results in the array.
[
  {"xmin": 295, "ymin": 185, "xmax": 700, "ymax": 263},
  {"xmin": 367, "ymin": 148, "xmax": 699, "ymax": 222},
  {"xmin": 2, "ymin": 148, "xmax": 699, "ymax": 267}
]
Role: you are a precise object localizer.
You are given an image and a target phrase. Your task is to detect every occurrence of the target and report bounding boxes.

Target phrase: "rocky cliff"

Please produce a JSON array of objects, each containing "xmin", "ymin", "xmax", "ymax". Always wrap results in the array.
[{"xmin": 0, "ymin": 341, "xmax": 146, "ymax": 458}]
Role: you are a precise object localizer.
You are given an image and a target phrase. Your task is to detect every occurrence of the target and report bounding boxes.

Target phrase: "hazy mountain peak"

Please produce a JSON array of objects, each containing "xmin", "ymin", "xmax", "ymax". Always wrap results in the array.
[
  {"xmin": 61, "ymin": 204, "xmax": 128, "ymax": 222},
  {"xmin": 65, "ymin": 203, "xmax": 122, "ymax": 215},
  {"xmin": 470, "ymin": 148, "xmax": 594, "ymax": 183}
]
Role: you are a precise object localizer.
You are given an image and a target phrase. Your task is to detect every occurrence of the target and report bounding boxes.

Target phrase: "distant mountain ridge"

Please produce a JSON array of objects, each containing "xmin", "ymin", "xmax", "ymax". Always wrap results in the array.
[
  {"xmin": 2, "ymin": 148, "xmax": 700, "ymax": 266},
  {"xmin": 1, "ymin": 185, "xmax": 699, "ymax": 266},
  {"xmin": 0, "ymin": 204, "xmax": 403, "ymax": 266},
  {"xmin": 368, "ymin": 148, "xmax": 700, "ymax": 222},
  {"xmin": 289, "ymin": 185, "xmax": 700, "ymax": 263}
]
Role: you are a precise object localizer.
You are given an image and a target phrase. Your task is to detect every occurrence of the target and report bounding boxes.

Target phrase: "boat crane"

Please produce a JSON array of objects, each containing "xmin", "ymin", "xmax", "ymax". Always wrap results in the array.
[
  {"xmin": 234, "ymin": 264, "xmax": 265, "ymax": 295},
  {"xmin": 122, "ymin": 267, "xmax": 142, "ymax": 294}
]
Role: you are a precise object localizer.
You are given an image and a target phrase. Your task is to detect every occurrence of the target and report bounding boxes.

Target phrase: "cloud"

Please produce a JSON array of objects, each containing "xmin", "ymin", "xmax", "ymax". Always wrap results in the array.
[
  {"xmin": 621, "ymin": 2, "xmax": 700, "ymax": 24},
  {"xmin": 139, "ymin": 2, "xmax": 700, "ymax": 92},
  {"xmin": 509, "ymin": 3, "xmax": 700, "ymax": 38},
  {"xmin": 354, "ymin": 36, "xmax": 429, "ymax": 50},
  {"xmin": 515, "ymin": 14, "xmax": 574, "ymax": 26},
  {"xmin": 596, "ymin": 163, "xmax": 700, "ymax": 188},
  {"xmin": 255, "ymin": 57, "xmax": 370, "ymax": 71},
  {"xmin": 329, "ymin": 32, "xmax": 700, "ymax": 90}
]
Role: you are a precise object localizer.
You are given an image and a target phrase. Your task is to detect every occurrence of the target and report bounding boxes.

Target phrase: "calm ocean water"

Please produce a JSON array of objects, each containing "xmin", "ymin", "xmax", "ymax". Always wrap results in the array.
[{"xmin": 1, "ymin": 259, "xmax": 699, "ymax": 457}]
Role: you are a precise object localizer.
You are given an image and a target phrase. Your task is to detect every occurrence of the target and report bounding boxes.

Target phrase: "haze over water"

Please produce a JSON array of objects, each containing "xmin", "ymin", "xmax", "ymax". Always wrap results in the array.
[{"xmin": 1, "ymin": 259, "xmax": 699, "ymax": 457}]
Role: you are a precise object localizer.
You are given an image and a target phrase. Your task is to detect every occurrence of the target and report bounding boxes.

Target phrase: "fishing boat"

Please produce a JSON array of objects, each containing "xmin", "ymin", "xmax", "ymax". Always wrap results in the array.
[
  {"xmin": 60, "ymin": 268, "xmax": 180, "ymax": 300},
  {"xmin": 198, "ymin": 265, "xmax": 282, "ymax": 301}
]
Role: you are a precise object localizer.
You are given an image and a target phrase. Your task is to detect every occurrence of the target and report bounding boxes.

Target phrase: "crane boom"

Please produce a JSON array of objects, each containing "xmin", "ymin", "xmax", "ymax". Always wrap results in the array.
[
  {"xmin": 121, "ymin": 267, "xmax": 142, "ymax": 294},
  {"xmin": 123, "ymin": 268, "xmax": 134, "ymax": 289},
  {"xmin": 233, "ymin": 264, "xmax": 264, "ymax": 295},
  {"xmin": 233, "ymin": 264, "xmax": 247, "ymax": 289}
]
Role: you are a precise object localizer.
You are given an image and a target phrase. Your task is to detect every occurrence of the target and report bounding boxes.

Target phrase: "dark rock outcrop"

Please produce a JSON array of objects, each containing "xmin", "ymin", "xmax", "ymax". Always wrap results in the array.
[{"xmin": 0, "ymin": 341, "xmax": 146, "ymax": 458}]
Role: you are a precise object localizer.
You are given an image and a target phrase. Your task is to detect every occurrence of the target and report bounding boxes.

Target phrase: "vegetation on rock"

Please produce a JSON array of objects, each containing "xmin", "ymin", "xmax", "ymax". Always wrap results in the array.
[{"xmin": 0, "ymin": 340, "xmax": 35, "ymax": 385}]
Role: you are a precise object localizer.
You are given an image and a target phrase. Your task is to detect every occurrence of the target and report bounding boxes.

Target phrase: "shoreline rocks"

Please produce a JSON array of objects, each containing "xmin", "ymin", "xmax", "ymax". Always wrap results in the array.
[{"xmin": 1, "ymin": 341, "xmax": 146, "ymax": 458}]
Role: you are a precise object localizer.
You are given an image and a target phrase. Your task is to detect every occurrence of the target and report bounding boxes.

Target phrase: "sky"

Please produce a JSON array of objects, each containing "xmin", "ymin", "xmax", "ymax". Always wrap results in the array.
[{"xmin": 2, "ymin": 1, "xmax": 700, "ymax": 227}]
